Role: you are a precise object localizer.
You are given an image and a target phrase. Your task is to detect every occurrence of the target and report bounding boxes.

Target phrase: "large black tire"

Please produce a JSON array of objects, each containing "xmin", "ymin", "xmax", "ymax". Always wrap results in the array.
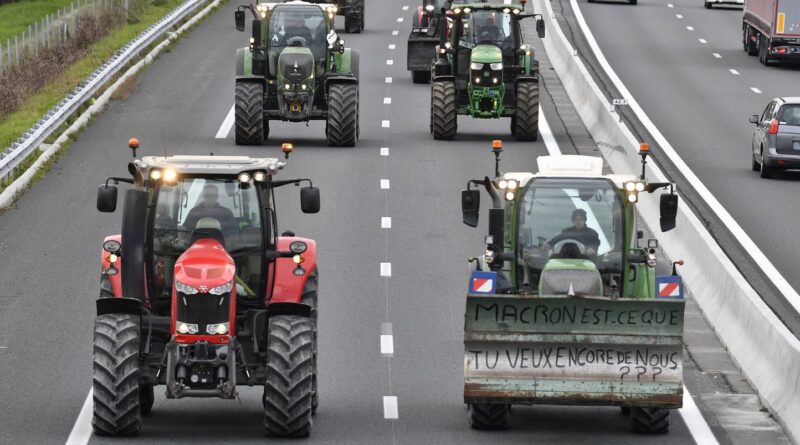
[
  {"xmin": 326, "ymin": 83, "xmax": 359, "ymax": 146},
  {"xmin": 412, "ymin": 70, "xmax": 431, "ymax": 84},
  {"xmin": 745, "ymin": 27, "xmax": 759, "ymax": 56},
  {"xmin": 760, "ymin": 150, "xmax": 773, "ymax": 178},
  {"xmin": 264, "ymin": 315, "xmax": 314, "ymax": 438},
  {"xmin": 630, "ymin": 407, "xmax": 669, "ymax": 434},
  {"xmin": 704, "ymin": 1, "xmax": 711, "ymax": 8},
  {"xmin": 513, "ymin": 81, "xmax": 539, "ymax": 141},
  {"xmin": 759, "ymin": 34, "xmax": 770, "ymax": 65},
  {"xmin": 92, "ymin": 314, "xmax": 143, "ymax": 436},
  {"xmin": 431, "ymin": 81, "xmax": 457, "ymax": 140},
  {"xmin": 301, "ymin": 269, "xmax": 319, "ymax": 415},
  {"xmin": 235, "ymin": 82, "xmax": 267, "ymax": 146},
  {"xmin": 751, "ymin": 152, "xmax": 760, "ymax": 172},
  {"xmin": 630, "ymin": 0, "xmax": 638, "ymax": 4},
  {"xmin": 467, "ymin": 403, "xmax": 510, "ymax": 430}
]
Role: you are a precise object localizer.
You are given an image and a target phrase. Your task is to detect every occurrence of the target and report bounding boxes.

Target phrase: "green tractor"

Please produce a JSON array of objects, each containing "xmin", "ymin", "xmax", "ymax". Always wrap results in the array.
[
  {"xmin": 461, "ymin": 141, "xmax": 686, "ymax": 433},
  {"xmin": 234, "ymin": 2, "xmax": 359, "ymax": 146},
  {"xmin": 431, "ymin": 2, "xmax": 545, "ymax": 141}
]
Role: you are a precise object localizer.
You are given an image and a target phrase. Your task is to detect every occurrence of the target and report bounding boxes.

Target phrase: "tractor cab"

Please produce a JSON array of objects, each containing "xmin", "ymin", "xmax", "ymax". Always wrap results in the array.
[{"xmin": 92, "ymin": 140, "xmax": 322, "ymax": 437}]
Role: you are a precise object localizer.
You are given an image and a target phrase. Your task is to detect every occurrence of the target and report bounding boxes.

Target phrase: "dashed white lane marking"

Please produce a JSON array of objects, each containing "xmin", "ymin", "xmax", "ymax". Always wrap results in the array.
[
  {"xmin": 215, "ymin": 105, "xmax": 235, "ymax": 139},
  {"xmin": 751, "ymin": 87, "xmax": 762, "ymax": 94},
  {"xmin": 397, "ymin": 17, "xmax": 404, "ymax": 22},
  {"xmin": 385, "ymin": 77, "xmax": 393, "ymax": 84},
  {"xmin": 389, "ymin": 44, "xmax": 396, "ymax": 50},
  {"xmin": 387, "ymin": 59, "xmax": 394, "ymax": 66},
  {"xmin": 381, "ymin": 335, "xmax": 394, "ymax": 355},
  {"xmin": 698, "ymin": 38, "xmax": 707, "ymax": 44},
  {"xmin": 686, "ymin": 26, "xmax": 694, "ymax": 31},
  {"xmin": 381, "ymin": 179, "xmax": 390, "ymax": 189},
  {"xmin": 730, "ymin": 69, "xmax": 740, "ymax": 75},
  {"xmin": 382, "ymin": 120, "xmax": 391, "ymax": 128},
  {"xmin": 392, "ymin": 30, "xmax": 399, "ymax": 36},
  {"xmin": 382, "ymin": 217, "xmax": 392, "ymax": 228},
  {"xmin": 65, "ymin": 390, "xmax": 93, "ymax": 445},
  {"xmin": 384, "ymin": 97, "xmax": 392, "ymax": 104},
  {"xmin": 402, "ymin": 5, "xmax": 409, "ymax": 10},
  {"xmin": 383, "ymin": 396, "xmax": 399, "ymax": 419},
  {"xmin": 381, "ymin": 147, "xmax": 390, "ymax": 156},
  {"xmin": 676, "ymin": 14, "xmax": 683, "ymax": 19},
  {"xmin": 713, "ymin": 53, "xmax": 722, "ymax": 58},
  {"xmin": 539, "ymin": 106, "xmax": 560, "ymax": 156},
  {"xmin": 667, "ymin": 3, "xmax": 674, "ymax": 7},
  {"xmin": 679, "ymin": 387, "xmax": 720, "ymax": 445},
  {"xmin": 380, "ymin": 262, "xmax": 392, "ymax": 277}
]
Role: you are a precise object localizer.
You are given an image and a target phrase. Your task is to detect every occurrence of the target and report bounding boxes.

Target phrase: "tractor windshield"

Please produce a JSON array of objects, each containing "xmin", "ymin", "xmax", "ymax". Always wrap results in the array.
[
  {"xmin": 458, "ymin": 10, "xmax": 513, "ymax": 47},
  {"xmin": 150, "ymin": 177, "xmax": 265, "ymax": 301},
  {"xmin": 517, "ymin": 178, "xmax": 624, "ymax": 296},
  {"xmin": 268, "ymin": 6, "xmax": 327, "ymax": 61}
]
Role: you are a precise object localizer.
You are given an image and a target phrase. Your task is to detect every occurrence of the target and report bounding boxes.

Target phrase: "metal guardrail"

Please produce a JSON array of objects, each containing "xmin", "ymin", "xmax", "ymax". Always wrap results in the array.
[{"xmin": 0, "ymin": 0, "xmax": 203, "ymax": 181}]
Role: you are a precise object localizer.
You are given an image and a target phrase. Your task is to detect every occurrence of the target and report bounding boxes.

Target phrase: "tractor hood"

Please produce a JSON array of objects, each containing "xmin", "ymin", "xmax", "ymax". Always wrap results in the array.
[
  {"xmin": 174, "ymin": 239, "xmax": 235, "ymax": 290},
  {"xmin": 470, "ymin": 44, "xmax": 502, "ymax": 64},
  {"xmin": 278, "ymin": 47, "xmax": 316, "ymax": 85}
]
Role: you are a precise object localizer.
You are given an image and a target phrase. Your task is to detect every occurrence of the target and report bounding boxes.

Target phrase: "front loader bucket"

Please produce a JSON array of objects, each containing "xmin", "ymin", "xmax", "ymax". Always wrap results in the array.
[
  {"xmin": 464, "ymin": 294, "xmax": 685, "ymax": 408},
  {"xmin": 407, "ymin": 36, "xmax": 438, "ymax": 72}
]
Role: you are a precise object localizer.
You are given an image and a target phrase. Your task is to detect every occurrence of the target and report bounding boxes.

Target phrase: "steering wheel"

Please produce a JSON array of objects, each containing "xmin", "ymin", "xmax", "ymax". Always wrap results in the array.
[
  {"xmin": 549, "ymin": 235, "xmax": 588, "ymax": 258},
  {"xmin": 287, "ymin": 36, "xmax": 308, "ymax": 47}
]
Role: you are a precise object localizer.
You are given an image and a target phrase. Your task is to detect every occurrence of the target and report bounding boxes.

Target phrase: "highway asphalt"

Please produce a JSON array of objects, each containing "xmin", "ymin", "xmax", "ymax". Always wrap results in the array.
[{"xmin": 0, "ymin": 0, "xmax": 776, "ymax": 443}]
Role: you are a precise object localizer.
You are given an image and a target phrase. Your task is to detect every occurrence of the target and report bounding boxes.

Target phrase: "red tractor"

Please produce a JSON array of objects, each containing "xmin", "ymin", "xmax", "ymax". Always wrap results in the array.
[{"xmin": 93, "ymin": 139, "xmax": 321, "ymax": 437}]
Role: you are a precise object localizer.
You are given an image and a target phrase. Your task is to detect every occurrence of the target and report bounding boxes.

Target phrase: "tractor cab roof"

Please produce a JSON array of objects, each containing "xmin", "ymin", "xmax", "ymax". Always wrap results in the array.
[
  {"xmin": 256, "ymin": 1, "xmax": 337, "ymax": 13},
  {"xmin": 450, "ymin": 2, "xmax": 524, "ymax": 12},
  {"xmin": 529, "ymin": 155, "xmax": 637, "ymax": 189},
  {"xmin": 138, "ymin": 155, "xmax": 285, "ymax": 176}
]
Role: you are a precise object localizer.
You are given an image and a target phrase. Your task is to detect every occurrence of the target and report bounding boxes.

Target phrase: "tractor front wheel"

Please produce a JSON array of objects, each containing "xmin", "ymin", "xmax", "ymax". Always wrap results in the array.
[
  {"xmin": 431, "ymin": 81, "xmax": 457, "ymax": 140},
  {"xmin": 264, "ymin": 315, "xmax": 314, "ymax": 438},
  {"xmin": 512, "ymin": 81, "xmax": 539, "ymax": 141},
  {"xmin": 630, "ymin": 407, "xmax": 670, "ymax": 434},
  {"xmin": 235, "ymin": 82, "xmax": 267, "ymax": 146},
  {"xmin": 326, "ymin": 83, "xmax": 359, "ymax": 146},
  {"xmin": 467, "ymin": 403, "xmax": 511, "ymax": 430},
  {"xmin": 92, "ymin": 314, "xmax": 143, "ymax": 436}
]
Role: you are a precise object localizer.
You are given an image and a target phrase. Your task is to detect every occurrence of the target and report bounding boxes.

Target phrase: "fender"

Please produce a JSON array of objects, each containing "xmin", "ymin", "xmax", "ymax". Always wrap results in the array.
[
  {"xmin": 97, "ymin": 297, "xmax": 142, "ymax": 316},
  {"xmin": 236, "ymin": 47, "xmax": 252, "ymax": 76},
  {"xmin": 268, "ymin": 236, "xmax": 318, "ymax": 304},
  {"xmin": 515, "ymin": 76, "xmax": 538, "ymax": 87},
  {"xmin": 332, "ymin": 48, "xmax": 359, "ymax": 79},
  {"xmin": 432, "ymin": 74, "xmax": 456, "ymax": 83},
  {"xmin": 100, "ymin": 234, "xmax": 123, "ymax": 297},
  {"xmin": 236, "ymin": 74, "xmax": 265, "ymax": 84}
]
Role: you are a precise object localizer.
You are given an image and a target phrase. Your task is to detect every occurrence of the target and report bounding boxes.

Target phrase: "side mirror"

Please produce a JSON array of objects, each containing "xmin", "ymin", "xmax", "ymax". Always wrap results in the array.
[
  {"xmin": 536, "ymin": 18, "xmax": 546, "ymax": 39},
  {"xmin": 749, "ymin": 114, "xmax": 759, "ymax": 124},
  {"xmin": 300, "ymin": 186, "xmax": 320, "ymax": 214},
  {"xmin": 235, "ymin": 10, "xmax": 245, "ymax": 32},
  {"xmin": 97, "ymin": 185, "xmax": 118, "ymax": 213},
  {"xmin": 659, "ymin": 193, "xmax": 678, "ymax": 232},
  {"xmin": 461, "ymin": 190, "xmax": 480, "ymax": 227}
]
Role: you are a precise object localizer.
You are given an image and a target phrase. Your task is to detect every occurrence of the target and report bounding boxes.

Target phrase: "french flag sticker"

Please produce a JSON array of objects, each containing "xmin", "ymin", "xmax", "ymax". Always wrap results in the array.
[
  {"xmin": 656, "ymin": 275, "xmax": 683, "ymax": 300},
  {"xmin": 469, "ymin": 271, "xmax": 497, "ymax": 294}
]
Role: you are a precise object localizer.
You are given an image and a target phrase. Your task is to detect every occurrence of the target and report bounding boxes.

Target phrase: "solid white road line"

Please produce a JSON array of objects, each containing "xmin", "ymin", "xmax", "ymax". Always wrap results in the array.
[
  {"xmin": 680, "ymin": 387, "xmax": 720, "ymax": 445},
  {"xmin": 751, "ymin": 87, "xmax": 762, "ymax": 94},
  {"xmin": 382, "ymin": 217, "xmax": 392, "ymax": 228},
  {"xmin": 729, "ymin": 69, "xmax": 740, "ymax": 75},
  {"xmin": 65, "ymin": 390, "xmax": 93, "ymax": 445},
  {"xmin": 382, "ymin": 120, "xmax": 391, "ymax": 128},
  {"xmin": 215, "ymin": 105, "xmax": 235, "ymax": 139},
  {"xmin": 380, "ymin": 262, "xmax": 392, "ymax": 277},
  {"xmin": 381, "ymin": 179, "xmax": 390, "ymax": 189},
  {"xmin": 384, "ymin": 97, "xmax": 392, "ymax": 104},
  {"xmin": 381, "ymin": 147, "xmax": 390, "ymax": 156},
  {"xmin": 383, "ymin": 396, "xmax": 399, "ymax": 419},
  {"xmin": 381, "ymin": 335, "xmax": 395, "ymax": 355},
  {"xmin": 569, "ymin": 0, "xmax": 800, "ymax": 316}
]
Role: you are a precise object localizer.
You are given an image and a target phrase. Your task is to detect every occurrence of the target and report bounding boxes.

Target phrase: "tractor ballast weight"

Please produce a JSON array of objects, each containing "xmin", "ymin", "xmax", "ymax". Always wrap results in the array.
[
  {"xmin": 430, "ymin": 2, "xmax": 545, "ymax": 141},
  {"xmin": 92, "ymin": 140, "xmax": 322, "ymax": 437},
  {"xmin": 234, "ymin": 2, "xmax": 359, "ymax": 146},
  {"xmin": 460, "ymin": 142, "xmax": 685, "ymax": 433}
]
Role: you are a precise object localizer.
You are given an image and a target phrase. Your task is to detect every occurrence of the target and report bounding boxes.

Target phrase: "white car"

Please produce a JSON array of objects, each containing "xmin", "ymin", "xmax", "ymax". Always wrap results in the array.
[{"xmin": 704, "ymin": 0, "xmax": 743, "ymax": 8}]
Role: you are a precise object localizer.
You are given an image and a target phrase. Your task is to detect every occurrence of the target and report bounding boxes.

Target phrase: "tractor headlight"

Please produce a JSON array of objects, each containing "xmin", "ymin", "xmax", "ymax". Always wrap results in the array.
[
  {"xmin": 301, "ymin": 84, "xmax": 307, "ymax": 90},
  {"xmin": 492, "ymin": 77, "xmax": 499, "ymax": 84},
  {"xmin": 463, "ymin": 7, "xmax": 471, "ymax": 13},
  {"xmin": 498, "ymin": 179, "xmax": 508, "ymax": 189},
  {"xmin": 163, "ymin": 168, "xmax": 177, "ymax": 183},
  {"xmin": 507, "ymin": 179, "xmax": 518, "ymax": 190},
  {"xmin": 485, "ymin": 249, "xmax": 494, "ymax": 263},
  {"xmin": 503, "ymin": 7, "xmax": 510, "ymax": 13},
  {"xmin": 149, "ymin": 170, "xmax": 162, "ymax": 180},
  {"xmin": 474, "ymin": 77, "xmax": 481, "ymax": 84},
  {"xmin": 505, "ymin": 191, "xmax": 515, "ymax": 201},
  {"xmin": 175, "ymin": 281, "xmax": 198, "ymax": 295},
  {"xmin": 206, "ymin": 322, "xmax": 229, "ymax": 335},
  {"xmin": 625, "ymin": 181, "xmax": 636, "ymax": 192},
  {"xmin": 238, "ymin": 172, "xmax": 251, "ymax": 183},
  {"xmin": 253, "ymin": 171, "xmax": 267, "ymax": 182},
  {"xmin": 103, "ymin": 239, "xmax": 121, "ymax": 253},
  {"xmin": 177, "ymin": 322, "xmax": 199, "ymax": 335},
  {"xmin": 635, "ymin": 182, "xmax": 645, "ymax": 192},
  {"xmin": 490, "ymin": 62, "xmax": 503, "ymax": 70},
  {"xmin": 425, "ymin": 4, "xmax": 434, "ymax": 11},
  {"xmin": 627, "ymin": 193, "xmax": 638, "ymax": 203},
  {"xmin": 284, "ymin": 83, "xmax": 291, "ymax": 90},
  {"xmin": 470, "ymin": 62, "xmax": 484, "ymax": 70},
  {"xmin": 289, "ymin": 240, "xmax": 308, "ymax": 253},
  {"xmin": 209, "ymin": 281, "xmax": 234, "ymax": 296}
]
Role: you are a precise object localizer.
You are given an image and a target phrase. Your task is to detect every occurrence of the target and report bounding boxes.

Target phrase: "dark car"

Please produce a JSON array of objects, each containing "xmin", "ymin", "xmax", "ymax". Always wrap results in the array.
[{"xmin": 750, "ymin": 97, "xmax": 800, "ymax": 178}]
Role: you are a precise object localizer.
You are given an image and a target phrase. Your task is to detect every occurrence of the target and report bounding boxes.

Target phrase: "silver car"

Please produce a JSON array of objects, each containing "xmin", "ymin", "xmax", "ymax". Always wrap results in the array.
[{"xmin": 750, "ymin": 97, "xmax": 800, "ymax": 178}]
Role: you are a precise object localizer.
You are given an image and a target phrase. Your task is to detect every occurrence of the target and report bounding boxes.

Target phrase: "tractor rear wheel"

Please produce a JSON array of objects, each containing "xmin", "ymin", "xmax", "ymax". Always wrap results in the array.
[
  {"xmin": 431, "ymin": 81, "xmax": 457, "ymax": 140},
  {"xmin": 467, "ymin": 403, "xmax": 510, "ymax": 430},
  {"xmin": 92, "ymin": 314, "xmax": 143, "ymax": 436},
  {"xmin": 301, "ymin": 269, "xmax": 319, "ymax": 415},
  {"xmin": 326, "ymin": 83, "xmax": 359, "ymax": 146},
  {"xmin": 264, "ymin": 315, "xmax": 314, "ymax": 438},
  {"xmin": 630, "ymin": 407, "xmax": 669, "ymax": 434},
  {"xmin": 235, "ymin": 82, "xmax": 266, "ymax": 146},
  {"xmin": 412, "ymin": 70, "xmax": 431, "ymax": 84},
  {"xmin": 513, "ymin": 81, "xmax": 539, "ymax": 141}
]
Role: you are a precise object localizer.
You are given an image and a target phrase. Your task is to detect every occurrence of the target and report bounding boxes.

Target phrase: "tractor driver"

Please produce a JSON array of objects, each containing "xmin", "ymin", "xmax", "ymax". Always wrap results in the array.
[
  {"xmin": 543, "ymin": 209, "xmax": 600, "ymax": 258},
  {"xmin": 283, "ymin": 14, "xmax": 313, "ymax": 46},
  {"xmin": 183, "ymin": 184, "xmax": 236, "ymax": 234},
  {"xmin": 476, "ymin": 15, "xmax": 500, "ymax": 43}
]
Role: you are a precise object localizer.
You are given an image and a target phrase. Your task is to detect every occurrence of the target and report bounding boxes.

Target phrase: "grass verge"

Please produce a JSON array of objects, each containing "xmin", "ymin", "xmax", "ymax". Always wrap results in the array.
[{"xmin": 0, "ymin": 0, "xmax": 75, "ymax": 42}]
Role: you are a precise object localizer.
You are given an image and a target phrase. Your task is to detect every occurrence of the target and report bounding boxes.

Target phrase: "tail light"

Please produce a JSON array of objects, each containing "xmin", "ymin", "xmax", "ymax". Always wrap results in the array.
[{"xmin": 769, "ymin": 118, "xmax": 780, "ymax": 135}]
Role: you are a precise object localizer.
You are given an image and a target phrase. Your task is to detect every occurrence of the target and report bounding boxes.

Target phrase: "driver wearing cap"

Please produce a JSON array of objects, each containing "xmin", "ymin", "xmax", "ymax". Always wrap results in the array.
[{"xmin": 545, "ymin": 209, "xmax": 600, "ymax": 257}]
